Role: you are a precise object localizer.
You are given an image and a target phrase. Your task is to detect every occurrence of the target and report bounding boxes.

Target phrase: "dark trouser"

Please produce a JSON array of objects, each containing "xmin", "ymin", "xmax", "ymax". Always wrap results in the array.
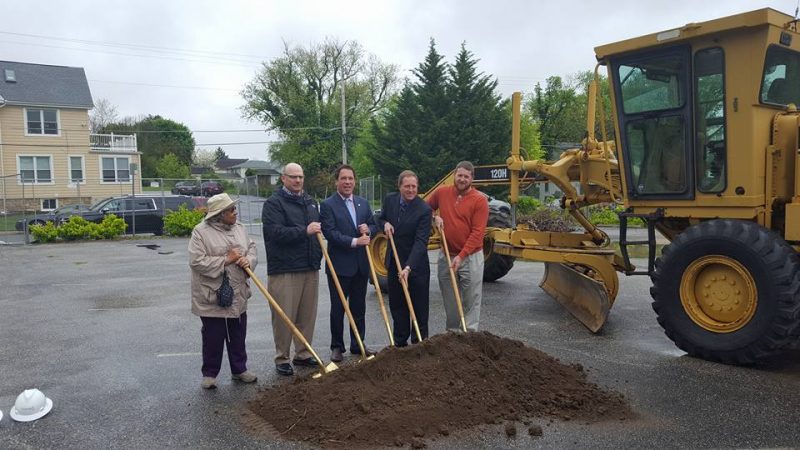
[
  {"xmin": 327, "ymin": 271, "xmax": 368, "ymax": 353},
  {"xmin": 387, "ymin": 268, "xmax": 429, "ymax": 346},
  {"xmin": 200, "ymin": 312, "xmax": 248, "ymax": 377}
]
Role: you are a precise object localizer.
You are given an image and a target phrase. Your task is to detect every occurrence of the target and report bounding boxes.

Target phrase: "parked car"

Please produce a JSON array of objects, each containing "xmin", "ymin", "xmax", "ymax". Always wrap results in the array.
[
  {"xmin": 71, "ymin": 194, "xmax": 204, "ymax": 235},
  {"xmin": 15, "ymin": 203, "xmax": 92, "ymax": 231},
  {"xmin": 171, "ymin": 181, "xmax": 199, "ymax": 195},
  {"xmin": 199, "ymin": 181, "xmax": 224, "ymax": 197}
]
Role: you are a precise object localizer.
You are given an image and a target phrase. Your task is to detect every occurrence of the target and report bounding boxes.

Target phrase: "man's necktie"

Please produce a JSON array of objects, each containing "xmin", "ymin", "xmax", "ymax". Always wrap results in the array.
[
  {"xmin": 346, "ymin": 198, "xmax": 357, "ymax": 228},
  {"xmin": 399, "ymin": 201, "xmax": 407, "ymax": 222}
]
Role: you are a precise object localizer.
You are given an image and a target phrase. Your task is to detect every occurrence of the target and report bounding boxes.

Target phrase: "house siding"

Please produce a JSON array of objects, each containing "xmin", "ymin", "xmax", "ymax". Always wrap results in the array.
[{"xmin": 0, "ymin": 105, "xmax": 142, "ymax": 211}]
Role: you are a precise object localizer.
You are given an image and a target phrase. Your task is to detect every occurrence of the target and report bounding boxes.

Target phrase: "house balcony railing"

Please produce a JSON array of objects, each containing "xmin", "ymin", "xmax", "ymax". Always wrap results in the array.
[{"xmin": 90, "ymin": 133, "xmax": 138, "ymax": 152}]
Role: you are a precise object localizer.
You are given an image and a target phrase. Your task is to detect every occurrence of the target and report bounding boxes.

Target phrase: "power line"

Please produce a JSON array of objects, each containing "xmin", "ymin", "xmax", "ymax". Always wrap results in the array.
[
  {"xmin": 89, "ymin": 79, "xmax": 242, "ymax": 92},
  {"xmin": 0, "ymin": 39, "xmax": 258, "ymax": 68},
  {"xmin": 0, "ymin": 30, "xmax": 270, "ymax": 61}
]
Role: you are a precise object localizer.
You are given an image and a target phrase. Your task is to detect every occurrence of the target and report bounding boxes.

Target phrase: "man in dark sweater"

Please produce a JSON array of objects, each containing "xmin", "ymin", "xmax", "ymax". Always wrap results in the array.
[{"xmin": 261, "ymin": 162, "xmax": 322, "ymax": 376}]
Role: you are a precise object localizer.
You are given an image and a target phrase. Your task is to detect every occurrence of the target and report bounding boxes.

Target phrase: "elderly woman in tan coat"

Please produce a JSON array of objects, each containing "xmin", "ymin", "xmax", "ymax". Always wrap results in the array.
[{"xmin": 189, "ymin": 193, "xmax": 258, "ymax": 389}]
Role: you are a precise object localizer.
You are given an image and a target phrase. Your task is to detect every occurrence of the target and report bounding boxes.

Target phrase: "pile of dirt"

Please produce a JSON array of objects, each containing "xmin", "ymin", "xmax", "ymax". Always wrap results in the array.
[{"xmin": 247, "ymin": 331, "xmax": 632, "ymax": 447}]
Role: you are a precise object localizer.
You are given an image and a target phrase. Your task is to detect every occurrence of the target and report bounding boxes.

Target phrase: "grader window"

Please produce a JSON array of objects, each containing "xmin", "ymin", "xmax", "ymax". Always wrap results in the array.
[
  {"xmin": 613, "ymin": 47, "xmax": 692, "ymax": 198},
  {"xmin": 761, "ymin": 45, "xmax": 800, "ymax": 106},
  {"xmin": 694, "ymin": 48, "xmax": 726, "ymax": 193},
  {"xmin": 626, "ymin": 116, "xmax": 687, "ymax": 194},
  {"xmin": 618, "ymin": 54, "xmax": 685, "ymax": 114}
]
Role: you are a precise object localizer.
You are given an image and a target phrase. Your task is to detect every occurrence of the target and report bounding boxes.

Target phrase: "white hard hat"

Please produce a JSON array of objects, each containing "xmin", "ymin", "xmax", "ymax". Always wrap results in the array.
[{"xmin": 10, "ymin": 389, "xmax": 53, "ymax": 422}]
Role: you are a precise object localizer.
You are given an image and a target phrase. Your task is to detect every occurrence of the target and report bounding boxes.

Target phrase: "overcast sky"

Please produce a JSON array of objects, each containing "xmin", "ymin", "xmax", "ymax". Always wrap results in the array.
[{"xmin": 4, "ymin": 0, "xmax": 796, "ymax": 161}]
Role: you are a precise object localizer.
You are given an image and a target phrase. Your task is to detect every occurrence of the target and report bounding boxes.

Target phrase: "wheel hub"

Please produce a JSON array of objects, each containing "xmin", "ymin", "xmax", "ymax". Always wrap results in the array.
[{"xmin": 680, "ymin": 255, "xmax": 757, "ymax": 332}]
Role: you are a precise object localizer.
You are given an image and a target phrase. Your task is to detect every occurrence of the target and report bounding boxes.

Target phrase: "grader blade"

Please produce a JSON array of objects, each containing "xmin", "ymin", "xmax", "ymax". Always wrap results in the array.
[{"xmin": 540, "ymin": 262, "xmax": 612, "ymax": 333}]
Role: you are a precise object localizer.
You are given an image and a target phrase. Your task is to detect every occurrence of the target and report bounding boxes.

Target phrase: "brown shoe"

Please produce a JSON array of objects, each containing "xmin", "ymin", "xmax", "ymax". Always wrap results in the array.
[
  {"xmin": 330, "ymin": 348, "xmax": 343, "ymax": 362},
  {"xmin": 351, "ymin": 347, "xmax": 376, "ymax": 357}
]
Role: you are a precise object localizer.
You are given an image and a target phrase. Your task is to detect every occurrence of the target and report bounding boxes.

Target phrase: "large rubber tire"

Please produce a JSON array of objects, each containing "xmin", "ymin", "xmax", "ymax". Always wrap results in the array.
[
  {"xmin": 650, "ymin": 219, "xmax": 800, "ymax": 364},
  {"xmin": 368, "ymin": 233, "xmax": 390, "ymax": 293},
  {"xmin": 483, "ymin": 206, "xmax": 515, "ymax": 282}
]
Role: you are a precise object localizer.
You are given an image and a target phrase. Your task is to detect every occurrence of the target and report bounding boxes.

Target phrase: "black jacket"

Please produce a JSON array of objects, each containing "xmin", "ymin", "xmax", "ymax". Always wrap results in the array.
[
  {"xmin": 378, "ymin": 192, "xmax": 431, "ymax": 276},
  {"xmin": 262, "ymin": 189, "xmax": 322, "ymax": 275}
]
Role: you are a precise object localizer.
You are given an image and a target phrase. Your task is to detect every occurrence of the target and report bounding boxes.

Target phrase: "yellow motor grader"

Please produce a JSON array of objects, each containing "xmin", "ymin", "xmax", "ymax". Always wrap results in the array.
[{"xmin": 370, "ymin": 8, "xmax": 800, "ymax": 364}]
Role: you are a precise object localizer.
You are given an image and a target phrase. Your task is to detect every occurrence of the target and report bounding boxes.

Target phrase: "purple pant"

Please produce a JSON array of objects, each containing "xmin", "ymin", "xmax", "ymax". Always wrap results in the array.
[{"xmin": 200, "ymin": 312, "xmax": 248, "ymax": 377}]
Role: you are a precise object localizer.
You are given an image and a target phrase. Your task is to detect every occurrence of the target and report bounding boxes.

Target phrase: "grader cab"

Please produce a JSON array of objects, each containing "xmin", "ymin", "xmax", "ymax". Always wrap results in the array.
[{"xmin": 496, "ymin": 7, "xmax": 800, "ymax": 364}]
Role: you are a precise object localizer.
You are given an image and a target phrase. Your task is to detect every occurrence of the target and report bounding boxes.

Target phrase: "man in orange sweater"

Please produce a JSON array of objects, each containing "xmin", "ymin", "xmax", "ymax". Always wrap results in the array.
[{"xmin": 427, "ymin": 161, "xmax": 488, "ymax": 331}]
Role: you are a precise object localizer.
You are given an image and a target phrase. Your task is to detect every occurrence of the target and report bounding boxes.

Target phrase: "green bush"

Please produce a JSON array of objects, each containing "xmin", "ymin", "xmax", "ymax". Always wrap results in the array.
[
  {"xmin": 99, "ymin": 214, "xmax": 127, "ymax": 238},
  {"xmin": 588, "ymin": 205, "xmax": 645, "ymax": 226},
  {"xmin": 85, "ymin": 222, "xmax": 103, "ymax": 240},
  {"xmin": 30, "ymin": 221, "xmax": 58, "ymax": 243},
  {"xmin": 58, "ymin": 216, "xmax": 92, "ymax": 240},
  {"xmin": 163, "ymin": 204, "xmax": 205, "ymax": 236},
  {"xmin": 516, "ymin": 196, "xmax": 543, "ymax": 215},
  {"xmin": 30, "ymin": 214, "xmax": 126, "ymax": 243}
]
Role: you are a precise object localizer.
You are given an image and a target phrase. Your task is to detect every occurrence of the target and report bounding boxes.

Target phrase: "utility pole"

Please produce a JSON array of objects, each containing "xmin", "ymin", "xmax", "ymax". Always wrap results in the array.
[{"xmin": 341, "ymin": 80, "xmax": 347, "ymax": 164}]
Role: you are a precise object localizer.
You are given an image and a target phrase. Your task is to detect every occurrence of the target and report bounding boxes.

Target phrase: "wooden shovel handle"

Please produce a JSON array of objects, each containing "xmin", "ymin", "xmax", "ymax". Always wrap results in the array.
[
  {"xmin": 365, "ymin": 233, "xmax": 395, "ymax": 346},
  {"xmin": 439, "ymin": 224, "xmax": 468, "ymax": 332},
  {"xmin": 244, "ymin": 267, "xmax": 328, "ymax": 372},
  {"xmin": 387, "ymin": 232, "xmax": 423, "ymax": 342},
  {"xmin": 316, "ymin": 233, "xmax": 368, "ymax": 360}
]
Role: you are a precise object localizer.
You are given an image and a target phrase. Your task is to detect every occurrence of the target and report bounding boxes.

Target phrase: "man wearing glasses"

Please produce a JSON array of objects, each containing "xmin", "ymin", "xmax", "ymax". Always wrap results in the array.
[{"xmin": 261, "ymin": 163, "xmax": 322, "ymax": 376}]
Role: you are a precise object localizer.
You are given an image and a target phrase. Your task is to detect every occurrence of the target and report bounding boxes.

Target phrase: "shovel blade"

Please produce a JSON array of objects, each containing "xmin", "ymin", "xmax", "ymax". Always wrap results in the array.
[
  {"xmin": 312, "ymin": 362, "xmax": 339, "ymax": 379},
  {"xmin": 540, "ymin": 262, "xmax": 611, "ymax": 333}
]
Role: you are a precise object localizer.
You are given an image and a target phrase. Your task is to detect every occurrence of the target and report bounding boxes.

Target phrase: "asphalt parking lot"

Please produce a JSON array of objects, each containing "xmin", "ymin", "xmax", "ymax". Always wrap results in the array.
[{"xmin": 1, "ymin": 236, "xmax": 800, "ymax": 449}]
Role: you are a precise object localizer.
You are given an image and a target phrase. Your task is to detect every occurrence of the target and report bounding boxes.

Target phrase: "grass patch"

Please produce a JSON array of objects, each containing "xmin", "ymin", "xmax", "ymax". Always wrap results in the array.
[{"xmin": 0, "ymin": 214, "xmax": 25, "ymax": 232}]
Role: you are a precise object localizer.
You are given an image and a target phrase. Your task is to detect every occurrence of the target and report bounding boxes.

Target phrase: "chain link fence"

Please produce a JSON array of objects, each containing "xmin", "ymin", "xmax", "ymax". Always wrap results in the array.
[
  {"xmin": 358, "ymin": 175, "xmax": 381, "ymax": 211},
  {"xmin": 1, "ymin": 173, "xmax": 146, "ymax": 243},
  {"xmin": 0, "ymin": 174, "xmax": 277, "ymax": 244},
  {"xmin": 1, "ymin": 173, "xmax": 378, "ymax": 244}
]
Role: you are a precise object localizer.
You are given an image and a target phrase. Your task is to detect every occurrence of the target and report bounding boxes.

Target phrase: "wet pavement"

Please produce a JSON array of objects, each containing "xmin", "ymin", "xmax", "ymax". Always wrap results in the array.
[{"xmin": 1, "ymin": 236, "xmax": 799, "ymax": 449}]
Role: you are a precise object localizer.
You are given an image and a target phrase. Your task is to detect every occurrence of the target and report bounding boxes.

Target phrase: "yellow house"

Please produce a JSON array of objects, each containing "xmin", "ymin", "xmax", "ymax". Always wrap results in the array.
[{"xmin": 0, "ymin": 60, "xmax": 142, "ymax": 213}]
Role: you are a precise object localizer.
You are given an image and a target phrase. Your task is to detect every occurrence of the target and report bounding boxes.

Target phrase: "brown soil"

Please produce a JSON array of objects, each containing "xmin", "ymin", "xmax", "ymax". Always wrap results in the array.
[{"xmin": 247, "ymin": 331, "xmax": 633, "ymax": 448}]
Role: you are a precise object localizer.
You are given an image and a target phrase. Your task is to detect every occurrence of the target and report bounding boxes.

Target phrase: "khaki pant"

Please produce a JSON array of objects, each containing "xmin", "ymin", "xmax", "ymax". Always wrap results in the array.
[
  {"xmin": 267, "ymin": 271, "xmax": 319, "ymax": 364},
  {"xmin": 437, "ymin": 251, "xmax": 483, "ymax": 332}
]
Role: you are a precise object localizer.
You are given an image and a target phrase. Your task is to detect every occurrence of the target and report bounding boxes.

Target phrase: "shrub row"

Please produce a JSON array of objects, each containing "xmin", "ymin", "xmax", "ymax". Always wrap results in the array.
[{"xmin": 30, "ymin": 215, "xmax": 127, "ymax": 243}]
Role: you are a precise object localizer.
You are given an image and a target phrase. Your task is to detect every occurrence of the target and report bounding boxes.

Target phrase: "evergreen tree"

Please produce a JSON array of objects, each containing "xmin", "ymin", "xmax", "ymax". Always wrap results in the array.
[
  {"xmin": 369, "ymin": 40, "xmax": 517, "ymax": 193},
  {"xmin": 447, "ymin": 43, "xmax": 510, "ymax": 166},
  {"xmin": 371, "ymin": 40, "xmax": 452, "ymax": 192},
  {"xmin": 213, "ymin": 147, "xmax": 229, "ymax": 161}
]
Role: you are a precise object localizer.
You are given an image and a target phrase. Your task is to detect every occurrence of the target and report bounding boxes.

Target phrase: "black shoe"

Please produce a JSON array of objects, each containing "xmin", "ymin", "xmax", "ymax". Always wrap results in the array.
[
  {"xmin": 350, "ymin": 346, "xmax": 376, "ymax": 356},
  {"xmin": 330, "ymin": 348, "xmax": 343, "ymax": 362},
  {"xmin": 275, "ymin": 363, "xmax": 294, "ymax": 376},
  {"xmin": 292, "ymin": 357, "xmax": 320, "ymax": 367}
]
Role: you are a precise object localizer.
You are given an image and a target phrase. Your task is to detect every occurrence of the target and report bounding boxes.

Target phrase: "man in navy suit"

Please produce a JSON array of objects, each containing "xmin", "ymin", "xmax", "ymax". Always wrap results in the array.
[
  {"xmin": 320, "ymin": 164, "xmax": 379, "ymax": 362},
  {"xmin": 378, "ymin": 170, "xmax": 431, "ymax": 346}
]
